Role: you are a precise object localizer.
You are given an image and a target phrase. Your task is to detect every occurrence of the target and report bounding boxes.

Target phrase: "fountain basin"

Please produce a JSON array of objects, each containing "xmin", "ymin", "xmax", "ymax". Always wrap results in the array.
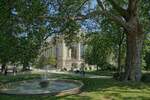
[
  {"xmin": 0, "ymin": 79, "xmax": 83, "ymax": 96},
  {"xmin": 39, "ymin": 80, "xmax": 49, "ymax": 88}
]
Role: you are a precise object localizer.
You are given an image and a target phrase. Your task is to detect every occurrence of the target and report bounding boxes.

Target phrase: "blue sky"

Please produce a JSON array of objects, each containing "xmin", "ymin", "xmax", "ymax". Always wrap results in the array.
[{"xmin": 91, "ymin": 0, "xmax": 97, "ymax": 8}]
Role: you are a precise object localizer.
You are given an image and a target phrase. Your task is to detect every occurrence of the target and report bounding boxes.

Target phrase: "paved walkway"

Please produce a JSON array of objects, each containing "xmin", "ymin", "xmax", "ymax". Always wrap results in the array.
[{"xmin": 31, "ymin": 69, "xmax": 112, "ymax": 79}]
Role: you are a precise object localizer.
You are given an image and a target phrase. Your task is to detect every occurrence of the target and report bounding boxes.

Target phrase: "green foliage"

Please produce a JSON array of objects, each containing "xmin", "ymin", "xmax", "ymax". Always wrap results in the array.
[
  {"xmin": 0, "ymin": 0, "xmax": 48, "ymax": 68},
  {"xmin": 84, "ymin": 20, "xmax": 126, "ymax": 71},
  {"xmin": 84, "ymin": 33, "xmax": 114, "ymax": 70},
  {"xmin": 36, "ymin": 52, "xmax": 56, "ymax": 68},
  {"xmin": 0, "ymin": 33, "xmax": 19, "ymax": 64},
  {"xmin": 47, "ymin": 56, "xmax": 56, "ymax": 66},
  {"xmin": 143, "ymin": 34, "xmax": 150, "ymax": 70},
  {"xmin": 144, "ymin": 52, "xmax": 150, "ymax": 70},
  {"xmin": 36, "ymin": 55, "xmax": 47, "ymax": 68},
  {"xmin": 139, "ymin": 0, "xmax": 150, "ymax": 33},
  {"xmin": 142, "ymin": 72, "xmax": 150, "ymax": 82}
]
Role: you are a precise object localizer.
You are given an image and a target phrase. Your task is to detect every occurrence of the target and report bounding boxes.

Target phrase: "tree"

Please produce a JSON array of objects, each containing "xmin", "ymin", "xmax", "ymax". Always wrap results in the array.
[
  {"xmin": 94, "ymin": 0, "xmax": 149, "ymax": 81},
  {"xmin": 0, "ymin": 0, "xmax": 48, "ymax": 72},
  {"xmin": 47, "ymin": 0, "xmax": 149, "ymax": 81},
  {"xmin": 84, "ymin": 33, "xmax": 113, "ymax": 70},
  {"xmin": 0, "ymin": 33, "xmax": 19, "ymax": 73},
  {"xmin": 1, "ymin": 0, "xmax": 149, "ymax": 81},
  {"xmin": 100, "ymin": 18, "xmax": 126, "ymax": 78},
  {"xmin": 18, "ymin": 37, "xmax": 43, "ymax": 70}
]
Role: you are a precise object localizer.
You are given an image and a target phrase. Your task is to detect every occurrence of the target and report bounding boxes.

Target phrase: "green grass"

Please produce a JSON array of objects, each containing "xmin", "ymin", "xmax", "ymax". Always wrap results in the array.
[
  {"xmin": 85, "ymin": 70, "xmax": 114, "ymax": 76},
  {"xmin": 0, "ymin": 72, "xmax": 150, "ymax": 100},
  {"xmin": 0, "ymin": 74, "xmax": 40, "ymax": 83}
]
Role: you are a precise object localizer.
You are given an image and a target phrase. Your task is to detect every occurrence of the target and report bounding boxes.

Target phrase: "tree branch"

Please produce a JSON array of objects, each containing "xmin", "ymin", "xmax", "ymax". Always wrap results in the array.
[
  {"xmin": 39, "ymin": 0, "xmax": 132, "ymax": 31},
  {"xmin": 97, "ymin": 0, "xmax": 105, "ymax": 10},
  {"xmin": 75, "ymin": 0, "xmax": 89, "ymax": 13},
  {"xmin": 107, "ymin": 0, "xmax": 128, "ymax": 17},
  {"xmin": 96, "ymin": 0, "xmax": 129, "ymax": 30}
]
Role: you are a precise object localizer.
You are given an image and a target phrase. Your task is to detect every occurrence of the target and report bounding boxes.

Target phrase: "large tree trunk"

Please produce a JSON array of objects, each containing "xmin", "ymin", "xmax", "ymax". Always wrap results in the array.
[
  {"xmin": 124, "ymin": 28, "xmax": 144, "ymax": 81},
  {"xmin": 123, "ymin": 0, "xmax": 145, "ymax": 81}
]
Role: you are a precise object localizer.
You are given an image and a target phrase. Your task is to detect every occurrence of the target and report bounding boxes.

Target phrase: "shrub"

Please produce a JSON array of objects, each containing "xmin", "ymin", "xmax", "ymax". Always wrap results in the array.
[{"xmin": 142, "ymin": 73, "xmax": 150, "ymax": 82}]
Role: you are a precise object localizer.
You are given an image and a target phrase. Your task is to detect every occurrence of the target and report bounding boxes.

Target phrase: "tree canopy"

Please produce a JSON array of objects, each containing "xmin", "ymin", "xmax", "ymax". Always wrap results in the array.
[
  {"xmin": 0, "ymin": 0, "xmax": 150, "ymax": 81},
  {"xmin": 0, "ymin": 0, "xmax": 48, "ymax": 69}
]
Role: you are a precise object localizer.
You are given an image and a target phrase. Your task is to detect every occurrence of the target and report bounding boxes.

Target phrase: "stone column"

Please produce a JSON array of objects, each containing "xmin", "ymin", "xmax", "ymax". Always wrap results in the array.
[
  {"xmin": 56, "ymin": 39, "xmax": 66, "ymax": 69},
  {"xmin": 76, "ymin": 42, "xmax": 81, "ymax": 61},
  {"xmin": 60, "ymin": 39, "xmax": 67, "ymax": 68},
  {"xmin": 69, "ymin": 49, "xmax": 72, "ymax": 59}
]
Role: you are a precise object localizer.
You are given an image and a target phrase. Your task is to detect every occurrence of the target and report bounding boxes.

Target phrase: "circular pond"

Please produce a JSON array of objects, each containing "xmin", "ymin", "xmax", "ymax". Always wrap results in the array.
[{"xmin": 0, "ymin": 79, "xmax": 83, "ymax": 96}]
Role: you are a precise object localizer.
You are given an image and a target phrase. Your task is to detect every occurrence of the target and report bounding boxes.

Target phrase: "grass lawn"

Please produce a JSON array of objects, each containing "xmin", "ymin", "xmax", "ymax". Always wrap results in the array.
[
  {"xmin": 85, "ymin": 70, "xmax": 114, "ymax": 76},
  {"xmin": 0, "ymin": 72, "xmax": 150, "ymax": 100}
]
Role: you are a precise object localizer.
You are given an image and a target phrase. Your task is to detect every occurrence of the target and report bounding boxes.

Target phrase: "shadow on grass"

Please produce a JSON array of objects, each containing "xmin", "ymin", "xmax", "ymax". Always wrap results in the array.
[
  {"xmin": 65, "ymin": 76, "xmax": 150, "ymax": 97},
  {"xmin": 0, "ymin": 72, "xmax": 150, "ymax": 100},
  {"xmin": 123, "ymin": 96, "xmax": 150, "ymax": 100},
  {"xmin": 0, "ymin": 94, "xmax": 92, "ymax": 100},
  {"xmin": 67, "ymin": 77, "xmax": 147, "ymax": 91}
]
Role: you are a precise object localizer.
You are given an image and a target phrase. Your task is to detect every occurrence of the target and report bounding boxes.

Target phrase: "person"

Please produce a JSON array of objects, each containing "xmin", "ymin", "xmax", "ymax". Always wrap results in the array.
[
  {"xmin": 80, "ymin": 63, "xmax": 85, "ymax": 77},
  {"xmin": 1, "ymin": 63, "xmax": 6, "ymax": 73},
  {"xmin": 4, "ymin": 66, "xmax": 8, "ymax": 75},
  {"xmin": 13, "ymin": 66, "xmax": 17, "ymax": 75}
]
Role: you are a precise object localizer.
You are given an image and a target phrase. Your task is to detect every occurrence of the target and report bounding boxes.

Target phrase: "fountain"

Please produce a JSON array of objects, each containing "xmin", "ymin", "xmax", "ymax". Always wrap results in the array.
[
  {"xmin": 39, "ymin": 65, "xmax": 49, "ymax": 88},
  {"xmin": 0, "ymin": 65, "xmax": 84, "ymax": 96}
]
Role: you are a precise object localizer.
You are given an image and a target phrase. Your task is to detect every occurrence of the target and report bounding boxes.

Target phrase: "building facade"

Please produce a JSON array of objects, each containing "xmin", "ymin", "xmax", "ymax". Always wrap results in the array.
[{"xmin": 41, "ymin": 35, "xmax": 84, "ymax": 70}]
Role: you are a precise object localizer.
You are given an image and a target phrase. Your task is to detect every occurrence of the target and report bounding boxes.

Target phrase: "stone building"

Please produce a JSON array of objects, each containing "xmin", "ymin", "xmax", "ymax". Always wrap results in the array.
[{"xmin": 41, "ymin": 35, "xmax": 85, "ymax": 70}]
